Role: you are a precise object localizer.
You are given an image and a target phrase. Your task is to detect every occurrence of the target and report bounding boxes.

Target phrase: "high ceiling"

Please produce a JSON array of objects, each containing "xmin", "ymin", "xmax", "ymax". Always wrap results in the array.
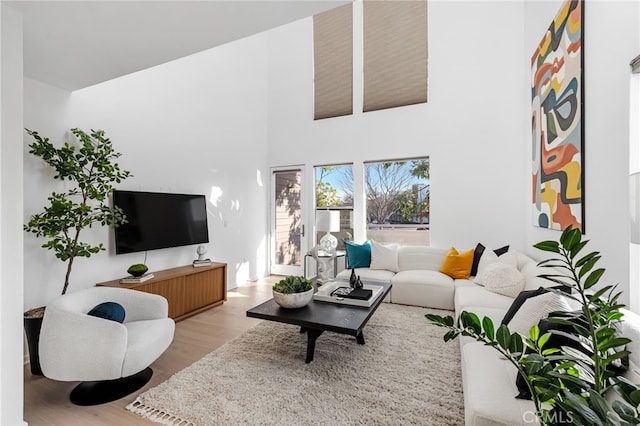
[{"xmin": 6, "ymin": 0, "xmax": 351, "ymax": 91}]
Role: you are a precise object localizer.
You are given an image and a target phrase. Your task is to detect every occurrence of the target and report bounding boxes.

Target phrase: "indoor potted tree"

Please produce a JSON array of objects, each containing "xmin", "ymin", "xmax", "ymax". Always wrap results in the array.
[{"xmin": 23, "ymin": 128, "xmax": 131, "ymax": 375}]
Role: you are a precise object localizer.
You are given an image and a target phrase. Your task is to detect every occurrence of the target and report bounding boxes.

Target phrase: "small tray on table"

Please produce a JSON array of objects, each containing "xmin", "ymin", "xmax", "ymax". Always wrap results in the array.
[{"xmin": 313, "ymin": 281, "xmax": 385, "ymax": 307}]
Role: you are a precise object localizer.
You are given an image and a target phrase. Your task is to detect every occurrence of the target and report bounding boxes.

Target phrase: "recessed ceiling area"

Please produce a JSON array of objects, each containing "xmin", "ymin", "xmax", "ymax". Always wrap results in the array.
[{"xmin": 6, "ymin": 1, "xmax": 351, "ymax": 91}]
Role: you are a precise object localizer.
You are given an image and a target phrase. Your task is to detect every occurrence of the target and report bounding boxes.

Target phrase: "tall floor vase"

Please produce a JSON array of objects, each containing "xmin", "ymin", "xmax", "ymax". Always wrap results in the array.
[{"xmin": 24, "ymin": 312, "xmax": 44, "ymax": 376}]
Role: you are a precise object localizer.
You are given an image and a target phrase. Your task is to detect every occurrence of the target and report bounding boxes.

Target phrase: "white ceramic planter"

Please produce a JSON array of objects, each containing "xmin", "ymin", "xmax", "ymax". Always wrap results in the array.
[{"xmin": 272, "ymin": 288, "xmax": 314, "ymax": 309}]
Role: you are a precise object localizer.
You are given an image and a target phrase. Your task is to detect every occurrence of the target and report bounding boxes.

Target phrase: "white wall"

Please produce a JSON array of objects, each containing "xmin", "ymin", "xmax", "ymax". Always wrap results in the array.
[
  {"xmin": 266, "ymin": 0, "xmax": 640, "ymax": 310},
  {"xmin": 1, "ymin": 4, "xmax": 27, "ymax": 425},
  {"xmin": 23, "ymin": 33, "xmax": 270, "ymax": 311},
  {"xmin": 23, "ymin": 79, "xmax": 72, "ymax": 311},
  {"xmin": 267, "ymin": 1, "xmax": 528, "ymax": 252},
  {"xmin": 523, "ymin": 1, "xmax": 640, "ymax": 307},
  {"xmin": 24, "ymin": 0, "xmax": 638, "ymax": 313}
]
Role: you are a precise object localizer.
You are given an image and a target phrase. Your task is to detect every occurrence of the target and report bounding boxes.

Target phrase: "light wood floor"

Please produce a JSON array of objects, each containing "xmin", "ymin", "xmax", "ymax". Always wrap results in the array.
[{"xmin": 24, "ymin": 276, "xmax": 279, "ymax": 426}]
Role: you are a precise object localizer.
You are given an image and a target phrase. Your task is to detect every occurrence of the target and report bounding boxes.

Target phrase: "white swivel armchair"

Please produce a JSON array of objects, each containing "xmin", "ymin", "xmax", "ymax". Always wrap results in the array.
[{"xmin": 39, "ymin": 286, "xmax": 175, "ymax": 405}]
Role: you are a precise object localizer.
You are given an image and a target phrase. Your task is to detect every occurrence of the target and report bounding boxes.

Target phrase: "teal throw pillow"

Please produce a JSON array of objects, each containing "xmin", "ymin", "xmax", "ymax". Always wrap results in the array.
[
  {"xmin": 88, "ymin": 301, "xmax": 126, "ymax": 323},
  {"xmin": 345, "ymin": 240, "xmax": 371, "ymax": 269}
]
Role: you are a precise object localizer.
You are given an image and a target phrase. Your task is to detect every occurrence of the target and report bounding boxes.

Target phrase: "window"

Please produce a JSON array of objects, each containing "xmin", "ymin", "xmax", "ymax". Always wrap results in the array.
[
  {"xmin": 365, "ymin": 158, "xmax": 429, "ymax": 245},
  {"xmin": 314, "ymin": 164, "xmax": 353, "ymax": 249}
]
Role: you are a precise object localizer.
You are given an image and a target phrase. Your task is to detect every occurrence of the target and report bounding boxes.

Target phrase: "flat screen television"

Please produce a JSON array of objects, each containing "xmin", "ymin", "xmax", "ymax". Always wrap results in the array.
[{"xmin": 113, "ymin": 190, "xmax": 209, "ymax": 254}]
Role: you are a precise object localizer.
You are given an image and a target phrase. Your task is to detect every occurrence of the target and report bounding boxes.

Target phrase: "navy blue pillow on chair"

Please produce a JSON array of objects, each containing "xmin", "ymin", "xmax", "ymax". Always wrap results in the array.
[{"xmin": 88, "ymin": 302, "xmax": 126, "ymax": 323}]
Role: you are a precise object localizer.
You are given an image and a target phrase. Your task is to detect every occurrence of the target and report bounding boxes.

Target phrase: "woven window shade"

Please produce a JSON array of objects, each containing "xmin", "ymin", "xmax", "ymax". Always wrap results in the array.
[
  {"xmin": 313, "ymin": 4, "xmax": 353, "ymax": 120},
  {"xmin": 363, "ymin": 0, "xmax": 428, "ymax": 112}
]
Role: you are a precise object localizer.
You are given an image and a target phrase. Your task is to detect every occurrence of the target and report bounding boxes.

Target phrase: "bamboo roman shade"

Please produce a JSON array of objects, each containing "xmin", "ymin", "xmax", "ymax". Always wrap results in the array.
[
  {"xmin": 313, "ymin": 4, "xmax": 353, "ymax": 120},
  {"xmin": 363, "ymin": 0, "xmax": 428, "ymax": 112}
]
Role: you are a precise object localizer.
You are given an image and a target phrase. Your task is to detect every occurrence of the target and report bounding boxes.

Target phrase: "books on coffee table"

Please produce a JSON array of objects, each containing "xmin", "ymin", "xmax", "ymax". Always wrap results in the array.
[
  {"xmin": 344, "ymin": 288, "xmax": 373, "ymax": 300},
  {"xmin": 329, "ymin": 287, "xmax": 372, "ymax": 300},
  {"xmin": 314, "ymin": 281, "xmax": 383, "ymax": 307}
]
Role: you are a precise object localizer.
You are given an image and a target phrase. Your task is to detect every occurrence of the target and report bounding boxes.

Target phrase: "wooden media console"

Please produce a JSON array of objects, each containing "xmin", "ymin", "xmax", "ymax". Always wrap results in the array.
[{"xmin": 97, "ymin": 262, "xmax": 227, "ymax": 321}]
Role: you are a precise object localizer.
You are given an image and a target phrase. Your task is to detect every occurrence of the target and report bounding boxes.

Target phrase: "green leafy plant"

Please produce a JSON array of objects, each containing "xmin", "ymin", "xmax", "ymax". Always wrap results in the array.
[
  {"xmin": 24, "ymin": 128, "xmax": 131, "ymax": 295},
  {"xmin": 427, "ymin": 226, "xmax": 640, "ymax": 425},
  {"xmin": 273, "ymin": 275, "xmax": 313, "ymax": 294}
]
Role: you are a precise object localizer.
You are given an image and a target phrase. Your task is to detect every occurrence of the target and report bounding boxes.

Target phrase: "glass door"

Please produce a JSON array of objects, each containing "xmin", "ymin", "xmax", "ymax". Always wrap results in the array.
[{"xmin": 271, "ymin": 167, "xmax": 306, "ymax": 276}]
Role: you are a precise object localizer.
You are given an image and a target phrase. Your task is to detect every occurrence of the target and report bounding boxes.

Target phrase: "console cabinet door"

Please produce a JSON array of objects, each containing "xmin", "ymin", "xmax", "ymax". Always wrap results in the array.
[
  {"xmin": 183, "ymin": 269, "xmax": 224, "ymax": 314},
  {"xmin": 136, "ymin": 277, "xmax": 186, "ymax": 319}
]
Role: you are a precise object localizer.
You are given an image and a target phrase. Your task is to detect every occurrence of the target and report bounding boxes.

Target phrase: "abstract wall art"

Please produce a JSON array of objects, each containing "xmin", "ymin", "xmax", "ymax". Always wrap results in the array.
[{"xmin": 531, "ymin": 0, "xmax": 584, "ymax": 232}]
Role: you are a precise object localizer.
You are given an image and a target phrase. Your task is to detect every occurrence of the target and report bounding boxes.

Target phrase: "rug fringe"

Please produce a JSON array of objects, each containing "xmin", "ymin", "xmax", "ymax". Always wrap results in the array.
[{"xmin": 126, "ymin": 398, "xmax": 195, "ymax": 426}]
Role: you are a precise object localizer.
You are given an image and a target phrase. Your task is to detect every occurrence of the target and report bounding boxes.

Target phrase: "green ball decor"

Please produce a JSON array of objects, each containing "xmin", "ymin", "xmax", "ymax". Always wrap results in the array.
[{"xmin": 127, "ymin": 264, "xmax": 148, "ymax": 277}]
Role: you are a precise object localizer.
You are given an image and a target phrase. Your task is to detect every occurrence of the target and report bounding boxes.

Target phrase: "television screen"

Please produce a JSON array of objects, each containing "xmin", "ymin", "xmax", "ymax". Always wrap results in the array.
[{"xmin": 113, "ymin": 190, "xmax": 209, "ymax": 254}]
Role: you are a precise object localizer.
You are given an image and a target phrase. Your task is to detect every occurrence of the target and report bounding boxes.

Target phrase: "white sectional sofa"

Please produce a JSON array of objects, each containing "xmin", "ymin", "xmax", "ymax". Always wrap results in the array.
[
  {"xmin": 337, "ymin": 244, "xmax": 457, "ymax": 309},
  {"xmin": 336, "ymin": 242, "xmax": 640, "ymax": 426}
]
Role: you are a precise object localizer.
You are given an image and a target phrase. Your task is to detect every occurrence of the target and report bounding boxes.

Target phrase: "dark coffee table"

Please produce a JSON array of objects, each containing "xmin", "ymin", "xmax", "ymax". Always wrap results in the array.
[{"xmin": 246, "ymin": 281, "xmax": 391, "ymax": 363}]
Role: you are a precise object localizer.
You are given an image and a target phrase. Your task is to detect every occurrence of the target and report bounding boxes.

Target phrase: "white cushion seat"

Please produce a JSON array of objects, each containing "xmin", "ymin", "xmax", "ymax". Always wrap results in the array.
[
  {"xmin": 391, "ymin": 270, "xmax": 454, "ymax": 309},
  {"xmin": 397, "ymin": 245, "xmax": 449, "ymax": 270},
  {"xmin": 123, "ymin": 318, "xmax": 176, "ymax": 377},
  {"xmin": 455, "ymin": 285, "xmax": 514, "ymax": 313},
  {"xmin": 462, "ymin": 342, "xmax": 538, "ymax": 425},
  {"xmin": 336, "ymin": 267, "xmax": 395, "ymax": 282},
  {"xmin": 456, "ymin": 306, "xmax": 506, "ymax": 347},
  {"xmin": 454, "ymin": 279, "xmax": 475, "ymax": 288}
]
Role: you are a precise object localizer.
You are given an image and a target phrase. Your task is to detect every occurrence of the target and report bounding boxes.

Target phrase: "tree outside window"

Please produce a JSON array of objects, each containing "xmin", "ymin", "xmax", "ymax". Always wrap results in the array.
[
  {"xmin": 313, "ymin": 158, "xmax": 430, "ymax": 246},
  {"xmin": 314, "ymin": 165, "xmax": 353, "ymax": 248},
  {"xmin": 365, "ymin": 158, "xmax": 429, "ymax": 244}
]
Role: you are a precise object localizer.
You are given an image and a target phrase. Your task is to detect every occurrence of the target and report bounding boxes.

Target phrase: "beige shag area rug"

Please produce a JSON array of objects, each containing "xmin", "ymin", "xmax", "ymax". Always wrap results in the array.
[{"xmin": 127, "ymin": 303, "xmax": 464, "ymax": 426}]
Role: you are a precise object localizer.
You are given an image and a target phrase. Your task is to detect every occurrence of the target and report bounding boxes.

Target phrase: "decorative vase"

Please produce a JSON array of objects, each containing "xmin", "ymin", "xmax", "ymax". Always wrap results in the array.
[
  {"xmin": 349, "ymin": 268, "xmax": 357, "ymax": 287},
  {"xmin": 272, "ymin": 288, "xmax": 314, "ymax": 309},
  {"xmin": 24, "ymin": 307, "xmax": 45, "ymax": 376}
]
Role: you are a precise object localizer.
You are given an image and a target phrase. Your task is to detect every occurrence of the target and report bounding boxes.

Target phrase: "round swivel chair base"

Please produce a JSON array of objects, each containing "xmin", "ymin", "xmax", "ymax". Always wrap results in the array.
[{"xmin": 70, "ymin": 367, "xmax": 153, "ymax": 406}]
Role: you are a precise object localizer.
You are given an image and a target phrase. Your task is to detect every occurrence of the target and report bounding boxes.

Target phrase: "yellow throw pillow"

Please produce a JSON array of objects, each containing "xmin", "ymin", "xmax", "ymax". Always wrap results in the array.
[{"xmin": 440, "ymin": 247, "xmax": 474, "ymax": 279}]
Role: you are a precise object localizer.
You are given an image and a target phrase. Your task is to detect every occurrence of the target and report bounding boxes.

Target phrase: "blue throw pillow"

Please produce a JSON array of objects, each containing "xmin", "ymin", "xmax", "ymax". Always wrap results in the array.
[
  {"xmin": 88, "ymin": 301, "xmax": 126, "ymax": 323},
  {"xmin": 344, "ymin": 240, "xmax": 372, "ymax": 269}
]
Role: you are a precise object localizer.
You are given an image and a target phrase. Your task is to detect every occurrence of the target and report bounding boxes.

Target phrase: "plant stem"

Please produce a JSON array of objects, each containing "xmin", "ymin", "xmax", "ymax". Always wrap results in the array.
[
  {"xmin": 63, "ymin": 180, "xmax": 90, "ymax": 295},
  {"xmin": 562, "ymin": 247, "xmax": 603, "ymax": 393},
  {"xmin": 62, "ymin": 226, "xmax": 81, "ymax": 295}
]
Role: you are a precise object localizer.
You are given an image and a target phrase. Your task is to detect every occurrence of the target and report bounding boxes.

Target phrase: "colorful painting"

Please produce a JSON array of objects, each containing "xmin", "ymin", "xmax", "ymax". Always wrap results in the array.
[{"xmin": 531, "ymin": 0, "xmax": 584, "ymax": 232}]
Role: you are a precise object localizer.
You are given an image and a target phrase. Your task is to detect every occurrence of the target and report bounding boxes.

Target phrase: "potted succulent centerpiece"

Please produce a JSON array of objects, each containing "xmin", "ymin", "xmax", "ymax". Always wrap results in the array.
[
  {"xmin": 272, "ymin": 276, "xmax": 314, "ymax": 309},
  {"xmin": 23, "ymin": 128, "xmax": 131, "ymax": 375}
]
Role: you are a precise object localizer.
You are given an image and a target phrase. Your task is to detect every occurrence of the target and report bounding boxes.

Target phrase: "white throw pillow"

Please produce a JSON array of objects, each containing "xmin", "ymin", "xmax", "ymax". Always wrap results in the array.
[
  {"xmin": 508, "ymin": 292, "xmax": 572, "ymax": 335},
  {"xmin": 369, "ymin": 240, "xmax": 400, "ymax": 272},
  {"xmin": 473, "ymin": 251, "xmax": 519, "ymax": 285},
  {"xmin": 476, "ymin": 262, "xmax": 525, "ymax": 298}
]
